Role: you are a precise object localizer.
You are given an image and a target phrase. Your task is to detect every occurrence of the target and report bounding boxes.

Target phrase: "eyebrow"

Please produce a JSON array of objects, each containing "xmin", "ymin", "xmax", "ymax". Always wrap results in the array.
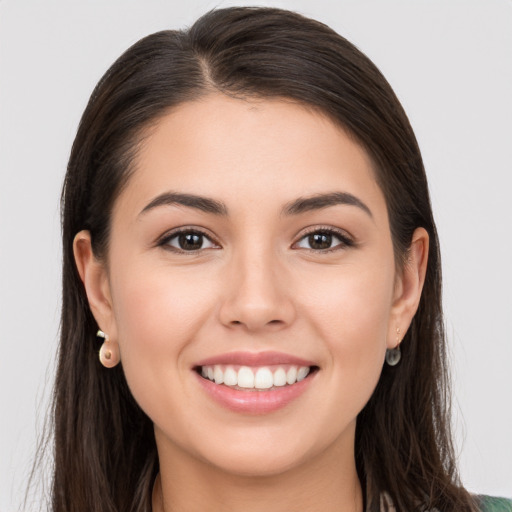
[
  {"xmin": 139, "ymin": 192, "xmax": 228, "ymax": 217},
  {"xmin": 138, "ymin": 191, "xmax": 372, "ymax": 219},
  {"xmin": 282, "ymin": 192, "xmax": 373, "ymax": 218}
]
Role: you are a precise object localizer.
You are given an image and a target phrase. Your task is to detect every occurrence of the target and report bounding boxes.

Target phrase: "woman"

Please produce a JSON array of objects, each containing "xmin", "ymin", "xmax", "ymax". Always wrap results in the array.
[{"xmin": 50, "ymin": 6, "xmax": 510, "ymax": 512}]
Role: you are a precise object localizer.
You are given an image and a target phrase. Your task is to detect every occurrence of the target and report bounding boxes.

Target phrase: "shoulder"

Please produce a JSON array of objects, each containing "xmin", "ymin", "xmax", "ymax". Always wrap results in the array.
[{"xmin": 476, "ymin": 495, "xmax": 512, "ymax": 512}]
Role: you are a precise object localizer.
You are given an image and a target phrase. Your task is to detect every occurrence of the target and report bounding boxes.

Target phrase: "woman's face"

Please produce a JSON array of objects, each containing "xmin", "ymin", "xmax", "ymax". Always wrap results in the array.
[{"xmin": 79, "ymin": 94, "xmax": 425, "ymax": 477}]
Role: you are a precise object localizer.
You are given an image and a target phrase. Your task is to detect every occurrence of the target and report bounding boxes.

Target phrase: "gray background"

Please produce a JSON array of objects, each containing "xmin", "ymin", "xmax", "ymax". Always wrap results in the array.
[{"xmin": 1, "ymin": 0, "xmax": 511, "ymax": 510}]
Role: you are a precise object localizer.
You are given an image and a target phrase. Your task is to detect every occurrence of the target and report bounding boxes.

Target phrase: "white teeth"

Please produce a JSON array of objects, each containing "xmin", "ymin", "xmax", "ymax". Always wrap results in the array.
[
  {"xmin": 213, "ymin": 365, "xmax": 224, "ymax": 384},
  {"xmin": 223, "ymin": 366, "xmax": 238, "ymax": 386},
  {"xmin": 200, "ymin": 364, "xmax": 312, "ymax": 389},
  {"xmin": 237, "ymin": 366, "xmax": 255, "ymax": 388},
  {"xmin": 273, "ymin": 367, "xmax": 287, "ymax": 387},
  {"xmin": 254, "ymin": 367, "xmax": 273, "ymax": 389},
  {"xmin": 297, "ymin": 366, "xmax": 310, "ymax": 382},
  {"xmin": 286, "ymin": 366, "xmax": 297, "ymax": 385}
]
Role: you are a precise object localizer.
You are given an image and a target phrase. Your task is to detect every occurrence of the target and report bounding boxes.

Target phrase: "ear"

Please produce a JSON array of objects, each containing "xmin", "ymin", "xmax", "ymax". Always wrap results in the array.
[
  {"xmin": 388, "ymin": 227, "xmax": 429, "ymax": 348},
  {"xmin": 73, "ymin": 230, "xmax": 118, "ymax": 341}
]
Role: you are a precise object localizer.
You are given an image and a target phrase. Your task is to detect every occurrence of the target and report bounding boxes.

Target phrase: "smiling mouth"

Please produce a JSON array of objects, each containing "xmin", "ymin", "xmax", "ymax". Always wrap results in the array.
[{"xmin": 195, "ymin": 364, "xmax": 318, "ymax": 391}]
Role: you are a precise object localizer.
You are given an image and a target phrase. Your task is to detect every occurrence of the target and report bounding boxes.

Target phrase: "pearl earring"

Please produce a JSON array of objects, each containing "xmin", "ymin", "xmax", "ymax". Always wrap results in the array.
[
  {"xmin": 97, "ymin": 329, "xmax": 120, "ymax": 368},
  {"xmin": 385, "ymin": 327, "xmax": 402, "ymax": 366}
]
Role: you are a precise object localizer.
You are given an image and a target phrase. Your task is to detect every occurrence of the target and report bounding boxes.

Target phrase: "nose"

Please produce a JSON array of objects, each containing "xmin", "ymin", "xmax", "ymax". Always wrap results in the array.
[{"xmin": 218, "ymin": 245, "xmax": 296, "ymax": 332}]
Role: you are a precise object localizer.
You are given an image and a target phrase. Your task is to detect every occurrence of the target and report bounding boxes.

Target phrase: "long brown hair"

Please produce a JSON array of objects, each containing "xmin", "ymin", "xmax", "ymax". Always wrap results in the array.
[{"xmin": 48, "ymin": 7, "xmax": 478, "ymax": 511}]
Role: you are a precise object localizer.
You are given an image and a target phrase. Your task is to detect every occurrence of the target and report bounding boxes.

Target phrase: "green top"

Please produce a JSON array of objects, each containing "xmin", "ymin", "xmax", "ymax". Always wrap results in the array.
[{"xmin": 478, "ymin": 496, "xmax": 512, "ymax": 512}]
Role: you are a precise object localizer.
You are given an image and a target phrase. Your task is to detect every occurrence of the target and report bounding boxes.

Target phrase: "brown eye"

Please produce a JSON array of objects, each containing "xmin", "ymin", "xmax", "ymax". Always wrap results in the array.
[
  {"xmin": 295, "ymin": 229, "xmax": 353, "ymax": 252},
  {"xmin": 163, "ymin": 230, "xmax": 217, "ymax": 252},
  {"xmin": 308, "ymin": 232, "xmax": 333, "ymax": 250},
  {"xmin": 177, "ymin": 233, "xmax": 203, "ymax": 250}
]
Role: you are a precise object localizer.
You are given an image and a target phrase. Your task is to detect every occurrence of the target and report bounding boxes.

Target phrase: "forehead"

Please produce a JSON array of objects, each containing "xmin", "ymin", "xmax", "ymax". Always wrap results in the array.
[{"xmin": 115, "ymin": 94, "xmax": 387, "ymax": 222}]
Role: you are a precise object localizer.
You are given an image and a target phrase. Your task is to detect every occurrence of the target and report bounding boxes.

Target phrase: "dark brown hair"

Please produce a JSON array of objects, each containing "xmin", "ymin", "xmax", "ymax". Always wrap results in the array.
[{"xmin": 49, "ymin": 6, "xmax": 478, "ymax": 512}]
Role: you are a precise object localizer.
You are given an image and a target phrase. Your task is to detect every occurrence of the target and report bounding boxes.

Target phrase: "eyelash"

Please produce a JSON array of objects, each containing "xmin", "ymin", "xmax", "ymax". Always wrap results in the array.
[
  {"xmin": 295, "ymin": 226, "xmax": 355, "ymax": 253},
  {"xmin": 158, "ymin": 228, "xmax": 219, "ymax": 255},
  {"xmin": 157, "ymin": 226, "xmax": 354, "ymax": 254}
]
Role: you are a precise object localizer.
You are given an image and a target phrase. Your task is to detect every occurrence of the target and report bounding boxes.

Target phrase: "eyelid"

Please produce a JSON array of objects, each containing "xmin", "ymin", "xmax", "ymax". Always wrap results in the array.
[
  {"xmin": 292, "ymin": 225, "xmax": 355, "ymax": 252},
  {"xmin": 156, "ymin": 224, "xmax": 355, "ymax": 254},
  {"xmin": 157, "ymin": 227, "xmax": 221, "ymax": 253}
]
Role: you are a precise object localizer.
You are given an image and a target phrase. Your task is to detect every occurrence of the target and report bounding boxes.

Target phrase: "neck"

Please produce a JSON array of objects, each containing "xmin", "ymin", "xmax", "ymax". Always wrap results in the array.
[{"xmin": 152, "ymin": 427, "xmax": 363, "ymax": 512}]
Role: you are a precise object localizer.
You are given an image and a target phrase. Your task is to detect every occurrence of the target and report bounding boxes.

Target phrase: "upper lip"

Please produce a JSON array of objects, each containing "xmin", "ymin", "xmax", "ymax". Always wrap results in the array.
[{"xmin": 194, "ymin": 351, "xmax": 317, "ymax": 368}]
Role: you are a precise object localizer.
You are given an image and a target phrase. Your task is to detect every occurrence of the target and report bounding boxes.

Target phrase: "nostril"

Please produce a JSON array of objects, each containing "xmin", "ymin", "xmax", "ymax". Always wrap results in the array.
[
  {"xmin": 226, "ymin": 318, "xmax": 286, "ymax": 331},
  {"xmin": 230, "ymin": 319, "xmax": 284, "ymax": 328}
]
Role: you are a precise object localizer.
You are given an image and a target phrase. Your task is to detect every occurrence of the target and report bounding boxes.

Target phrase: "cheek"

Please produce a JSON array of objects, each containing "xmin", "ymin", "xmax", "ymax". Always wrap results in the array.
[
  {"xmin": 112, "ymin": 257, "xmax": 217, "ymax": 341},
  {"xmin": 108, "ymin": 259, "xmax": 218, "ymax": 407},
  {"xmin": 302, "ymin": 258, "xmax": 393, "ymax": 333},
  {"xmin": 297, "ymin": 258, "xmax": 394, "ymax": 387}
]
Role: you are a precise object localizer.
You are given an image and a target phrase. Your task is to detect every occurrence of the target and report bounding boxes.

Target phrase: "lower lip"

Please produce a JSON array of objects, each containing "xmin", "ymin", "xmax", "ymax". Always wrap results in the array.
[{"xmin": 195, "ymin": 371, "xmax": 315, "ymax": 414}]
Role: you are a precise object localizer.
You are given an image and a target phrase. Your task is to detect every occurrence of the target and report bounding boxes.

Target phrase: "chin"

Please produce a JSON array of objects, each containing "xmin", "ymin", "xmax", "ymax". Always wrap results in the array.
[
  {"xmin": 202, "ymin": 445, "xmax": 309, "ymax": 478},
  {"xmin": 186, "ymin": 420, "xmax": 340, "ymax": 479}
]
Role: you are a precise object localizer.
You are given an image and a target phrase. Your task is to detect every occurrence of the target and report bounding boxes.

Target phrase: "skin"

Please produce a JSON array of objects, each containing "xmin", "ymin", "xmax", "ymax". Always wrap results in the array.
[{"xmin": 74, "ymin": 94, "xmax": 428, "ymax": 512}]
